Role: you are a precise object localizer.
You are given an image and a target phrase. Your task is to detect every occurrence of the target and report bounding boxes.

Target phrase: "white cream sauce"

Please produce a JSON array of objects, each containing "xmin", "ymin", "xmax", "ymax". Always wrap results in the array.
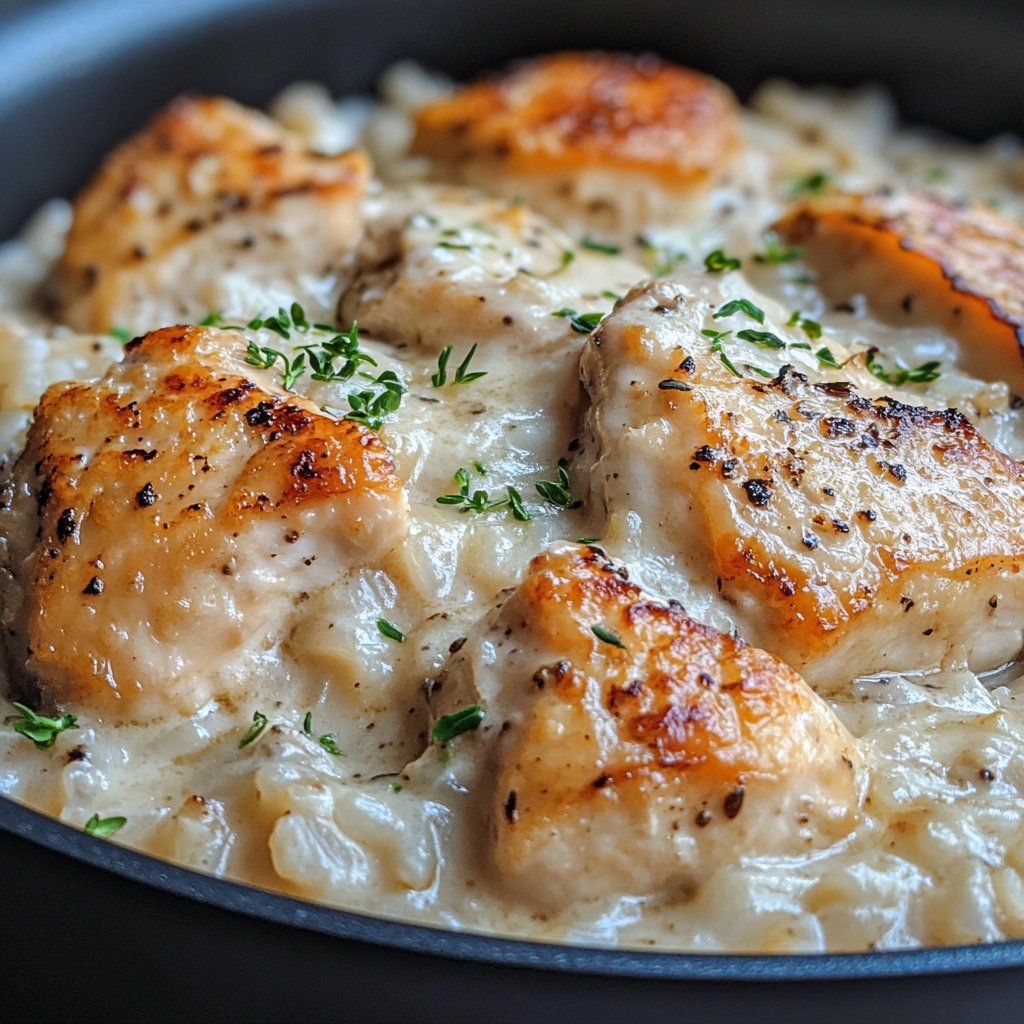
[{"xmin": 2, "ymin": 75, "xmax": 1024, "ymax": 953}]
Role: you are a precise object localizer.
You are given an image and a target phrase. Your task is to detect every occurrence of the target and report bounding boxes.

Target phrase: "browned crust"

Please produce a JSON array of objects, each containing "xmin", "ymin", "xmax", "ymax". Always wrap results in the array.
[{"xmin": 412, "ymin": 51, "xmax": 739, "ymax": 184}]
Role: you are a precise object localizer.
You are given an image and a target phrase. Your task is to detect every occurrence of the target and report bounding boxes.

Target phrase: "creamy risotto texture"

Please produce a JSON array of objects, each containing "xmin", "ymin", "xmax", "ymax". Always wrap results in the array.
[{"xmin": 3, "ymin": 54, "xmax": 1024, "ymax": 952}]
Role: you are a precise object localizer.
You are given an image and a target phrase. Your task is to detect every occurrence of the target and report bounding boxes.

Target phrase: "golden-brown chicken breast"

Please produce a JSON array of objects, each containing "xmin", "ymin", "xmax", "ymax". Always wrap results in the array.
[
  {"xmin": 50, "ymin": 96, "xmax": 370, "ymax": 334},
  {"xmin": 411, "ymin": 52, "xmax": 740, "ymax": 239},
  {"xmin": 775, "ymin": 191, "xmax": 1024, "ymax": 393},
  {"xmin": 581, "ymin": 272, "xmax": 1024, "ymax": 690},
  {"xmin": 0, "ymin": 325, "xmax": 408, "ymax": 720},
  {"xmin": 427, "ymin": 543, "xmax": 862, "ymax": 910}
]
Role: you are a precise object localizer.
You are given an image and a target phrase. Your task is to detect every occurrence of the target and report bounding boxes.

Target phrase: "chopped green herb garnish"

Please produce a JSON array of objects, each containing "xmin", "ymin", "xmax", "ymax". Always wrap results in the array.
[
  {"xmin": 9, "ymin": 702, "xmax": 77, "ymax": 750},
  {"xmin": 535, "ymin": 459, "xmax": 581, "ymax": 509},
  {"xmin": 506, "ymin": 486, "xmax": 532, "ymax": 522},
  {"xmin": 238, "ymin": 711, "xmax": 268, "ymax": 749},
  {"xmin": 431, "ymin": 344, "xmax": 487, "ymax": 386},
  {"xmin": 377, "ymin": 618, "xmax": 406, "ymax": 643},
  {"xmin": 437, "ymin": 239, "xmax": 473, "ymax": 251},
  {"xmin": 591, "ymin": 624, "xmax": 626, "ymax": 649},
  {"xmin": 816, "ymin": 346, "xmax": 842, "ymax": 369},
  {"xmin": 789, "ymin": 170, "xmax": 832, "ymax": 199},
  {"xmin": 300, "ymin": 322, "xmax": 376, "ymax": 384},
  {"xmin": 581, "ymin": 237, "xmax": 621, "ymax": 255},
  {"xmin": 865, "ymin": 347, "xmax": 941, "ymax": 385},
  {"xmin": 600, "ymin": 290, "xmax": 622, "ymax": 302},
  {"xmin": 303, "ymin": 711, "xmax": 313, "ymax": 735},
  {"xmin": 553, "ymin": 308, "xmax": 603, "ymax": 334},
  {"xmin": 753, "ymin": 235, "xmax": 802, "ymax": 264},
  {"xmin": 703, "ymin": 249, "xmax": 742, "ymax": 274},
  {"xmin": 319, "ymin": 734, "xmax": 344, "ymax": 756},
  {"xmin": 786, "ymin": 311, "xmax": 823, "ymax": 340},
  {"xmin": 109, "ymin": 326, "xmax": 132, "ymax": 344},
  {"xmin": 577, "ymin": 537, "xmax": 600, "ymax": 545},
  {"xmin": 736, "ymin": 329, "xmax": 787, "ymax": 350},
  {"xmin": 557, "ymin": 249, "xmax": 576, "ymax": 272},
  {"xmin": 436, "ymin": 468, "xmax": 512, "ymax": 515},
  {"xmin": 642, "ymin": 241, "xmax": 687, "ymax": 277},
  {"xmin": 432, "ymin": 704, "xmax": 486, "ymax": 743},
  {"xmin": 473, "ymin": 460, "xmax": 488, "ymax": 475},
  {"xmin": 389, "ymin": 782, "xmax": 403, "ymax": 793},
  {"xmin": 344, "ymin": 369, "xmax": 405, "ymax": 431},
  {"xmin": 84, "ymin": 814, "xmax": 126, "ymax": 839},
  {"xmin": 714, "ymin": 299, "xmax": 765, "ymax": 324}
]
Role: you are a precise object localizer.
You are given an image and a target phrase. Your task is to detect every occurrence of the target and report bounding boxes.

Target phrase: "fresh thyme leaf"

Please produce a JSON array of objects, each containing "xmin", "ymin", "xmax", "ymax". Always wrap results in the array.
[
  {"xmin": 556, "ymin": 249, "xmax": 575, "ymax": 273},
  {"xmin": 714, "ymin": 299, "xmax": 765, "ymax": 324},
  {"xmin": 736, "ymin": 329, "xmax": 786, "ymax": 350},
  {"xmin": 553, "ymin": 308, "xmax": 603, "ymax": 334},
  {"xmin": 700, "ymin": 328, "xmax": 732, "ymax": 343},
  {"xmin": 84, "ymin": 814, "xmax": 126, "ymax": 839},
  {"xmin": 436, "ymin": 468, "xmax": 510, "ymax": 515},
  {"xmin": 453, "ymin": 343, "xmax": 486, "ymax": 384},
  {"xmin": 344, "ymin": 369, "xmax": 406, "ymax": 431},
  {"xmin": 389, "ymin": 782, "xmax": 404, "ymax": 793},
  {"xmin": 432, "ymin": 704, "xmax": 485, "ymax": 743},
  {"xmin": 703, "ymin": 249, "xmax": 742, "ymax": 274},
  {"xmin": 303, "ymin": 711, "xmax": 313, "ymax": 735},
  {"xmin": 199, "ymin": 311, "xmax": 225, "ymax": 327},
  {"xmin": 753, "ymin": 235, "xmax": 802, "ymax": 264},
  {"xmin": 600, "ymin": 290, "xmax": 622, "ymax": 302},
  {"xmin": 642, "ymin": 241, "xmax": 687, "ymax": 277},
  {"xmin": 506, "ymin": 486, "xmax": 532, "ymax": 521},
  {"xmin": 581, "ymin": 237, "xmax": 621, "ymax": 255},
  {"xmin": 319, "ymin": 734, "xmax": 344, "ymax": 756},
  {"xmin": 816, "ymin": 346, "xmax": 842, "ymax": 369},
  {"xmin": 591, "ymin": 624, "xmax": 626, "ymax": 649},
  {"xmin": 789, "ymin": 170, "xmax": 832, "ymax": 199},
  {"xmin": 238, "ymin": 710, "xmax": 268, "ymax": 749},
  {"xmin": 109, "ymin": 326, "xmax": 132, "ymax": 344},
  {"xmin": 377, "ymin": 618, "xmax": 406, "ymax": 643},
  {"xmin": 865, "ymin": 348, "xmax": 942, "ymax": 385},
  {"xmin": 534, "ymin": 458, "xmax": 581, "ymax": 509},
  {"xmin": 786, "ymin": 310, "xmax": 823, "ymax": 340},
  {"xmin": 9, "ymin": 702, "xmax": 77, "ymax": 750},
  {"xmin": 473, "ymin": 461, "xmax": 488, "ymax": 475},
  {"xmin": 431, "ymin": 346, "xmax": 452, "ymax": 387}
]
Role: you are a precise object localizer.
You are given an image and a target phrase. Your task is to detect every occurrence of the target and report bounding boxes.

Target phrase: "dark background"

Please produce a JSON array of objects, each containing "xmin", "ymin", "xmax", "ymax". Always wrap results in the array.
[{"xmin": 2, "ymin": 1, "xmax": 1024, "ymax": 1020}]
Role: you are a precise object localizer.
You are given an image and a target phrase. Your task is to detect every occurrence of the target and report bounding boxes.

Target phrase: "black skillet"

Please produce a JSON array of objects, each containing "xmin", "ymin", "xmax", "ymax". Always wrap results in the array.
[{"xmin": 1, "ymin": 1, "xmax": 1024, "ymax": 1020}]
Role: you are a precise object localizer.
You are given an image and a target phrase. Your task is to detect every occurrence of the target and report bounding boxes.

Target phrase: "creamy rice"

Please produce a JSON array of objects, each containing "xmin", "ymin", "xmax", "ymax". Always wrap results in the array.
[{"xmin": 2, "ymin": 61, "xmax": 1024, "ymax": 953}]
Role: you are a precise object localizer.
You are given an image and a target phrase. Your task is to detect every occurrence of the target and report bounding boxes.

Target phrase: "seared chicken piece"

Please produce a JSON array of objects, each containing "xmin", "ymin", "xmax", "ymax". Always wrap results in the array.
[
  {"xmin": 340, "ymin": 185, "xmax": 644, "ymax": 356},
  {"xmin": 775, "ymin": 191, "xmax": 1024, "ymax": 393},
  {"xmin": 50, "ymin": 96, "xmax": 369, "ymax": 334},
  {"xmin": 428, "ymin": 543, "xmax": 862, "ymax": 910},
  {"xmin": 0, "ymin": 325, "xmax": 408, "ymax": 720},
  {"xmin": 581, "ymin": 272, "xmax": 1024, "ymax": 690},
  {"xmin": 411, "ymin": 52, "xmax": 740, "ymax": 240}
]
